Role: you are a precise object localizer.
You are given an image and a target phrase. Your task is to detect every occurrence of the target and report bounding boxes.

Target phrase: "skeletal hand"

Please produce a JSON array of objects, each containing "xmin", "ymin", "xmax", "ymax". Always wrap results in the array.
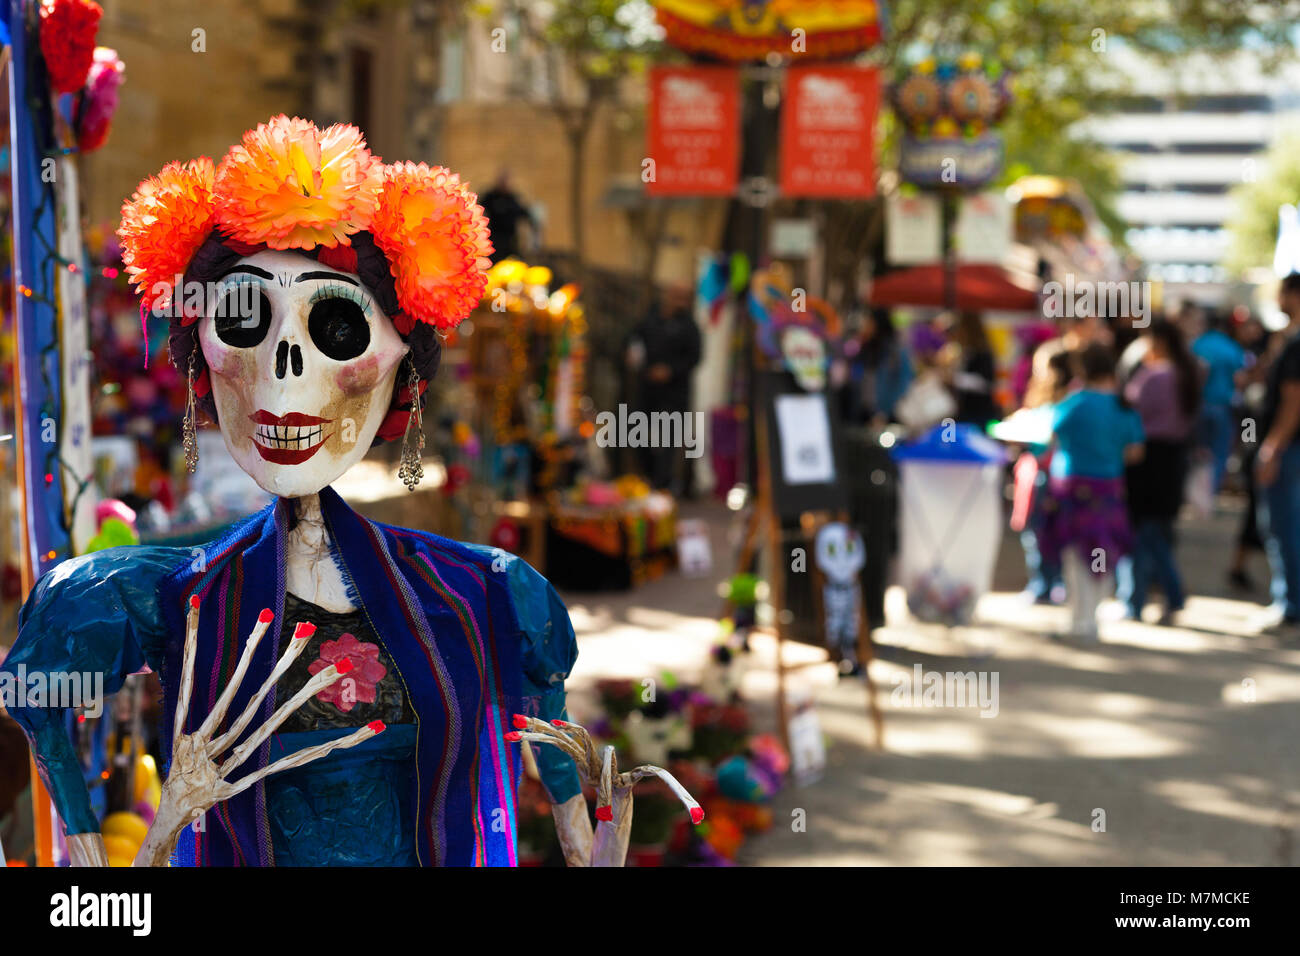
[
  {"xmin": 508, "ymin": 715, "xmax": 703, "ymax": 867},
  {"xmin": 133, "ymin": 595, "xmax": 384, "ymax": 866}
]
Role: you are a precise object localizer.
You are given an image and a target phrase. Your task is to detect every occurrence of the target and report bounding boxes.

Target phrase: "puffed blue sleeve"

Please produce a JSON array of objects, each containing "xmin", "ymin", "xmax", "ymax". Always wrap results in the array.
[
  {"xmin": 464, "ymin": 544, "xmax": 583, "ymax": 804},
  {"xmin": 0, "ymin": 546, "xmax": 187, "ymax": 835}
]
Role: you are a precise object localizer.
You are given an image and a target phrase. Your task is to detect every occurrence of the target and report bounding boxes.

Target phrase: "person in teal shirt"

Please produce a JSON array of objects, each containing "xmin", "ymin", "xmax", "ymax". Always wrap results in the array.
[
  {"xmin": 1192, "ymin": 313, "xmax": 1247, "ymax": 491},
  {"xmin": 1041, "ymin": 345, "xmax": 1145, "ymax": 640}
]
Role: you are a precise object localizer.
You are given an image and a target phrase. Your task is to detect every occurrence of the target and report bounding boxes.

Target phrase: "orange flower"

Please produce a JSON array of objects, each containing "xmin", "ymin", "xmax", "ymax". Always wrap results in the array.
[
  {"xmin": 117, "ymin": 157, "xmax": 216, "ymax": 313},
  {"xmin": 213, "ymin": 115, "xmax": 381, "ymax": 251},
  {"xmin": 371, "ymin": 162, "xmax": 493, "ymax": 331}
]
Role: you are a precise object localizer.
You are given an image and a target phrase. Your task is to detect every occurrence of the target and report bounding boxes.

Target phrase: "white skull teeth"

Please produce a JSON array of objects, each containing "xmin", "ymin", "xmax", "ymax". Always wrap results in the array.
[{"xmin": 253, "ymin": 424, "xmax": 325, "ymax": 451}]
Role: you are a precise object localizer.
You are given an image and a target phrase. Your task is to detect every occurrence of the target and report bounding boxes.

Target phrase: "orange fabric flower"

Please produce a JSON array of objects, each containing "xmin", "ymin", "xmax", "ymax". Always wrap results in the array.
[
  {"xmin": 39, "ymin": 0, "xmax": 102, "ymax": 94},
  {"xmin": 117, "ymin": 157, "xmax": 216, "ymax": 313},
  {"xmin": 213, "ymin": 115, "xmax": 381, "ymax": 251},
  {"xmin": 371, "ymin": 162, "xmax": 493, "ymax": 331}
]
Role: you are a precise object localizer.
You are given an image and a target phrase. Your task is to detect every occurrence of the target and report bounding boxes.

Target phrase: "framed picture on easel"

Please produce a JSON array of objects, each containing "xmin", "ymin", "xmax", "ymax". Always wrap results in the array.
[{"xmin": 759, "ymin": 370, "xmax": 849, "ymax": 521}]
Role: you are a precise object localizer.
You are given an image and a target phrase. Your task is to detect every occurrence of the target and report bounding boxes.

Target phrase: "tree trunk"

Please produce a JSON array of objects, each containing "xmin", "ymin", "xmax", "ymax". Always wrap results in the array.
[{"xmin": 567, "ymin": 123, "xmax": 587, "ymax": 263}]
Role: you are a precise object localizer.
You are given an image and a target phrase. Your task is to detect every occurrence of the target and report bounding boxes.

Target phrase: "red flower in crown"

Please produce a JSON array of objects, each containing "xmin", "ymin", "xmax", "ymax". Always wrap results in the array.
[
  {"xmin": 39, "ymin": 0, "xmax": 103, "ymax": 94},
  {"xmin": 308, "ymin": 633, "xmax": 387, "ymax": 713}
]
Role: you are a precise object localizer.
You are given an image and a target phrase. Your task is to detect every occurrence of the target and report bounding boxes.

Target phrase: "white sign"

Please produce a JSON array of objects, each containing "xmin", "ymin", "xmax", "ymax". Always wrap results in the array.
[
  {"xmin": 886, "ymin": 193, "xmax": 942, "ymax": 265},
  {"xmin": 788, "ymin": 704, "xmax": 826, "ymax": 784},
  {"xmin": 56, "ymin": 158, "xmax": 97, "ymax": 552},
  {"xmin": 771, "ymin": 218, "xmax": 817, "ymax": 258},
  {"xmin": 955, "ymin": 192, "xmax": 1012, "ymax": 263},
  {"xmin": 774, "ymin": 393, "xmax": 834, "ymax": 485},
  {"xmin": 676, "ymin": 518, "xmax": 713, "ymax": 577}
]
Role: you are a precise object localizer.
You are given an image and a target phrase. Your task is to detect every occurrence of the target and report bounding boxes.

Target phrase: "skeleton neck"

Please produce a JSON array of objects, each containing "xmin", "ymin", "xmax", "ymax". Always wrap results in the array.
[{"xmin": 284, "ymin": 494, "xmax": 357, "ymax": 613}]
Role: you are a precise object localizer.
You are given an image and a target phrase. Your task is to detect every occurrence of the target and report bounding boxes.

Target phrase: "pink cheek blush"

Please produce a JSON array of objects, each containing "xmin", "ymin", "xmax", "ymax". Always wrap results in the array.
[{"xmin": 337, "ymin": 355, "xmax": 382, "ymax": 393}]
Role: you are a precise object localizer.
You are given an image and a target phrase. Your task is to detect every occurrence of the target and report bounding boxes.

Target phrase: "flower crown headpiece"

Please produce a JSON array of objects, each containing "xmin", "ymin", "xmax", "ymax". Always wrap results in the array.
[{"xmin": 117, "ymin": 114, "xmax": 493, "ymax": 334}]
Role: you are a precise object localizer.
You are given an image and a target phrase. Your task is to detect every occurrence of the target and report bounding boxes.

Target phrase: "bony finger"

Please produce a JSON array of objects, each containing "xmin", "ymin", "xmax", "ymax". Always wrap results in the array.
[
  {"xmin": 220, "ymin": 656, "xmax": 355, "ymax": 774},
  {"xmin": 505, "ymin": 728, "xmax": 585, "ymax": 764},
  {"xmin": 225, "ymin": 721, "xmax": 386, "ymax": 798}
]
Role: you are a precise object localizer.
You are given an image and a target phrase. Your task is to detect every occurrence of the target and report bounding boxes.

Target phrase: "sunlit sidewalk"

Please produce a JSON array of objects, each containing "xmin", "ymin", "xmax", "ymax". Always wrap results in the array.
[{"xmin": 560, "ymin": 497, "xmax": 1300, "ymax": 866}]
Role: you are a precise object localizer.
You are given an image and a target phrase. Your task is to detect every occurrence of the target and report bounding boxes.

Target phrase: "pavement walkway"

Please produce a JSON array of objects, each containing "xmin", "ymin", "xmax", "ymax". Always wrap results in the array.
[{"xmin": 558, "ymin": 496, "xmax": 1300, "ymax": 866}]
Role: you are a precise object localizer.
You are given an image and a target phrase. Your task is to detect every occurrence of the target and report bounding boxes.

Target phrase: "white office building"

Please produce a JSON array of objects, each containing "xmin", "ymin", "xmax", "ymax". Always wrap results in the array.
[{"xmin": 1081, "ymin": 49, "xmax": 1300, "ymax": 304}]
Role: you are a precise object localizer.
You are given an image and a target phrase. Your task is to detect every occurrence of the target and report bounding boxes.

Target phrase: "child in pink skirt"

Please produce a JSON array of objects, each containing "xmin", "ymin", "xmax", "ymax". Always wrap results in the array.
[{"xmin": 1040, "ymin": 345, "xmax": 1146, "ymax": 641}]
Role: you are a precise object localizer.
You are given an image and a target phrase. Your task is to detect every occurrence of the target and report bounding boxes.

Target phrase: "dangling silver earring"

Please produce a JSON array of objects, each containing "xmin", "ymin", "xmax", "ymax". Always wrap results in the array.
[
  {"xmin": 183, "ymin": 352, "xmax": 199, "ymax": 473},
  {"xmin": 398, "ymin": 360, "xmax": 424, "ymax": 492}
]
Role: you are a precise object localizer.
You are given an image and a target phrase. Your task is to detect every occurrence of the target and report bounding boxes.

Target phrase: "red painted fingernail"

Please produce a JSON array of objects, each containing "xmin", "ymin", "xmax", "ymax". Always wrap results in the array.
[
  {"xmin": 293, "ymin": 622, "xmax": 316, "ymax": 640},
  {"xmin": 258, "ymin": 608, "xmax": 273, "ymax": 624},
  {"xmin": 368, "ymin": 720, "xmax": 386, "ymax": 734},
  {"xmin": 512, "ymin": 714, "xmax": 528, "ymax": 729},
  {"xmin": 551, "ymin": 719, "xmax": 567, "ymax": 727},
  {"xmin": 595, "ymin": 805, "xmax": 613, "ymax": 822},
  {"xmin": 690, "ymin": 806, "xmax": 705, "ymax": 825},
  {"xmin": 189, "ymin": 595, "xmax": 200, "ymax": 610},
  {"xmin": 504, "ymin": 731, "xmax": 522, "ymax": 742},
  {"xmin": 336, "ymin": 658, "xmax": 354, "ymax": 675}
]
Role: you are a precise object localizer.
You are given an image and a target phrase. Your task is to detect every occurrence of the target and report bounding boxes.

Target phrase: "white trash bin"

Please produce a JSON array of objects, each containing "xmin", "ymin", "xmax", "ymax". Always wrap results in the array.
[{"xmin": 892, "ymin": 423, "xmax": 1007, "ymax": 625}]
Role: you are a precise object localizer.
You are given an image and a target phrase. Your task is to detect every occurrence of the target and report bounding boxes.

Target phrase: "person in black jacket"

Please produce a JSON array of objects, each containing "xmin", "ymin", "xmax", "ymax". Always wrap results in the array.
[
  {"xmin": 479, "ymin": 171, "xmax": 536, "ymax": 263},
  {"xmin": 942, "ymin": 310, "xmax": 1001, "ymax": 426},
  {"xmin": 625, "ymin": 284, "xmax": 702, "ymax": 494}
]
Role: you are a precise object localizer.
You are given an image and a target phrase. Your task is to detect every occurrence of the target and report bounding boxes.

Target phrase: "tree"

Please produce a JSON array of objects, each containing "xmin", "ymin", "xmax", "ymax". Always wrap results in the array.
[
  {"xmin": 813, "ymin": 0, "xmax": 1300, "ymax": 302},
  {"xmin": 496, "ymin": 0, "xmax": 662, "ymax": 265},
  {"xmin": 879, "ymin": 0, "xmax": 1300, "ymax": 234},
  {"xmin": 1225, "ymin": 129, "xmax": 1300, "ymax": 278}
]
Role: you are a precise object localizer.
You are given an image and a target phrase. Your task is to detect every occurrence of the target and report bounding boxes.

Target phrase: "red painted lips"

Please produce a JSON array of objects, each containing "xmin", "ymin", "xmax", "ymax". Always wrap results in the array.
[
  {"xmin": 249, "ymin": 411, "xmax": 331, "ymax": 427},
  {"xmin": 249, "ymin": 409, "xmax": 334, "ymax": 465}
]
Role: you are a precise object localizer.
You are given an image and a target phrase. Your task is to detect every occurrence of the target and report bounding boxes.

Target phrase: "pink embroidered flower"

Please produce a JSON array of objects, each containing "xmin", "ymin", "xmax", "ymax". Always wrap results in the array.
[{"xmin": 308, "ymin": 633, "xmax": 386, "ymax": 712}]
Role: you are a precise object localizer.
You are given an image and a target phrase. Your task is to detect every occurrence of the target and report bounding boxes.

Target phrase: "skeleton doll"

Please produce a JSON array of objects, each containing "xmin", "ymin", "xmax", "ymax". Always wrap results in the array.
[
  {"xmin": 814, "ymin": 523, "xmax": 866, "ymax": 670},
  {"xmin": 1, "ymin": 116, "xmax": 697, "ymax": 867}
]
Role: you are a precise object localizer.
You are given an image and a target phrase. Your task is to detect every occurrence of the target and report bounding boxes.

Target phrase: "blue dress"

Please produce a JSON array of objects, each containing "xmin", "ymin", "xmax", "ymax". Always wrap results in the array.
[{"xmin": 1, "ymin": 487, "xmax": 582, "ymax": 866}]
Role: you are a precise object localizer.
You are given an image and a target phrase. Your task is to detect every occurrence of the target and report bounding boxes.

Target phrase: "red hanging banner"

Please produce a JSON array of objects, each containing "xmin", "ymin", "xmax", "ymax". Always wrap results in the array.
[
  {"xmin": 780, "ymin": 65, "xmax": 881, "ymax": 198},
  {"xmin": 646, "ymin": 65, "xmax": 740, "ymax": 196}
]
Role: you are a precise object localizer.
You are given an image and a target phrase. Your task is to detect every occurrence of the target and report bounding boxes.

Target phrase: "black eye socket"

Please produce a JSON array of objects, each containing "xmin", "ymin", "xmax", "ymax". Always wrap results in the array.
[
  {"xmin": 213, "ymin": 288, "xmax": 272, "ymax": 348},
  {"xmin": 308, "ymin": 297, "xmax": 371, "ymax": 361}
]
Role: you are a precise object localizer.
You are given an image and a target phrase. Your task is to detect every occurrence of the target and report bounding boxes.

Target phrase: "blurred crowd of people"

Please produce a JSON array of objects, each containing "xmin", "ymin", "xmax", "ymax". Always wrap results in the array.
[{"xmin": 841, "ymin": 272, "xmax": 1300, "ymax": 641}]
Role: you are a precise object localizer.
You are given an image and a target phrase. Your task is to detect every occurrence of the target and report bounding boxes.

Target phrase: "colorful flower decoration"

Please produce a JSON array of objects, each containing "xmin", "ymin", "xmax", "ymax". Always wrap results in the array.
[
  {"xmin": 308, "ymin": 633, "xmax": 387, "ymax": 712},
  {"xmin": 117, "ymin": 116, "xmax": 492, "ymax": 334},
  {"xmin": 214, "ymin": 115, "xmax": 382, "ymax": 251},
  {"xmin": 76, "ymin": 47, "xmax": 124, "ymax": 153},
  {"xmin": 372, "ymin": 161, "xmax": 493, "ymax": 332},
  {"xmin": 118, "ymin": 158, "xmax": 216, "ymax": 314},
  {"xmin": 652, "ymin": 0, "xmax": 883, "ymax": 62},
  {"xmin": 39, "ymin": 0, "xmax": 103, "ymax": 94},
  {"xmin": 892, "ymin": 56, "xmax": 1011, "ymax": 141}
]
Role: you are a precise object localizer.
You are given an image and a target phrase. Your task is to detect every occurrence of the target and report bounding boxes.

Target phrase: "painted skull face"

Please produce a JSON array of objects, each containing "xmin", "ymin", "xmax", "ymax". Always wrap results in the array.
[
  {"xmin": 814, "ymin": 522, "xmax": 865, "ymax": 585},
  {"xmin": 198, "ymin": 250, "xmax": 409, "ymax": 498}
]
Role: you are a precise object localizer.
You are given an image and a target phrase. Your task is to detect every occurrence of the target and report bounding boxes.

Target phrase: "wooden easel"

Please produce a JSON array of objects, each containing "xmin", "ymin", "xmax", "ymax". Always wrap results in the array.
[{"xmin": 723, "ymin": 406, "xmax": 884, "ymax": 752}]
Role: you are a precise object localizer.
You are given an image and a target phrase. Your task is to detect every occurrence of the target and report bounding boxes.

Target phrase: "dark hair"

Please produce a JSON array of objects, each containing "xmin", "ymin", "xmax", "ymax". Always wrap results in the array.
[
  {"xmin": 1148, "ymin": 319, "xmax": 1201, "ymax": 418},
  {"xmin": 1282, "ymin": 272, "xmax": 1300, "ymax": 296},
  {"xmin": 171, "ymin": 230, "xmax": 441, "ymax": 440},
  {"xmin": 954, "ymin": 310, "xmax": 990, "ymax": 352},
  {"xmin": 1046, "ymin": 348, "xmax": 1073, "ymax": 404},
  {"xmin": 1077, "ymin": 342, "xmax": 1115, "ymax": 383},
  {"xmin": 860, "ymin": 307, "xmax": 899, "ymax": 365},
  {"xmin": 1203, "ymin": 308, "xmax": 1229, "ymax": 334}
]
